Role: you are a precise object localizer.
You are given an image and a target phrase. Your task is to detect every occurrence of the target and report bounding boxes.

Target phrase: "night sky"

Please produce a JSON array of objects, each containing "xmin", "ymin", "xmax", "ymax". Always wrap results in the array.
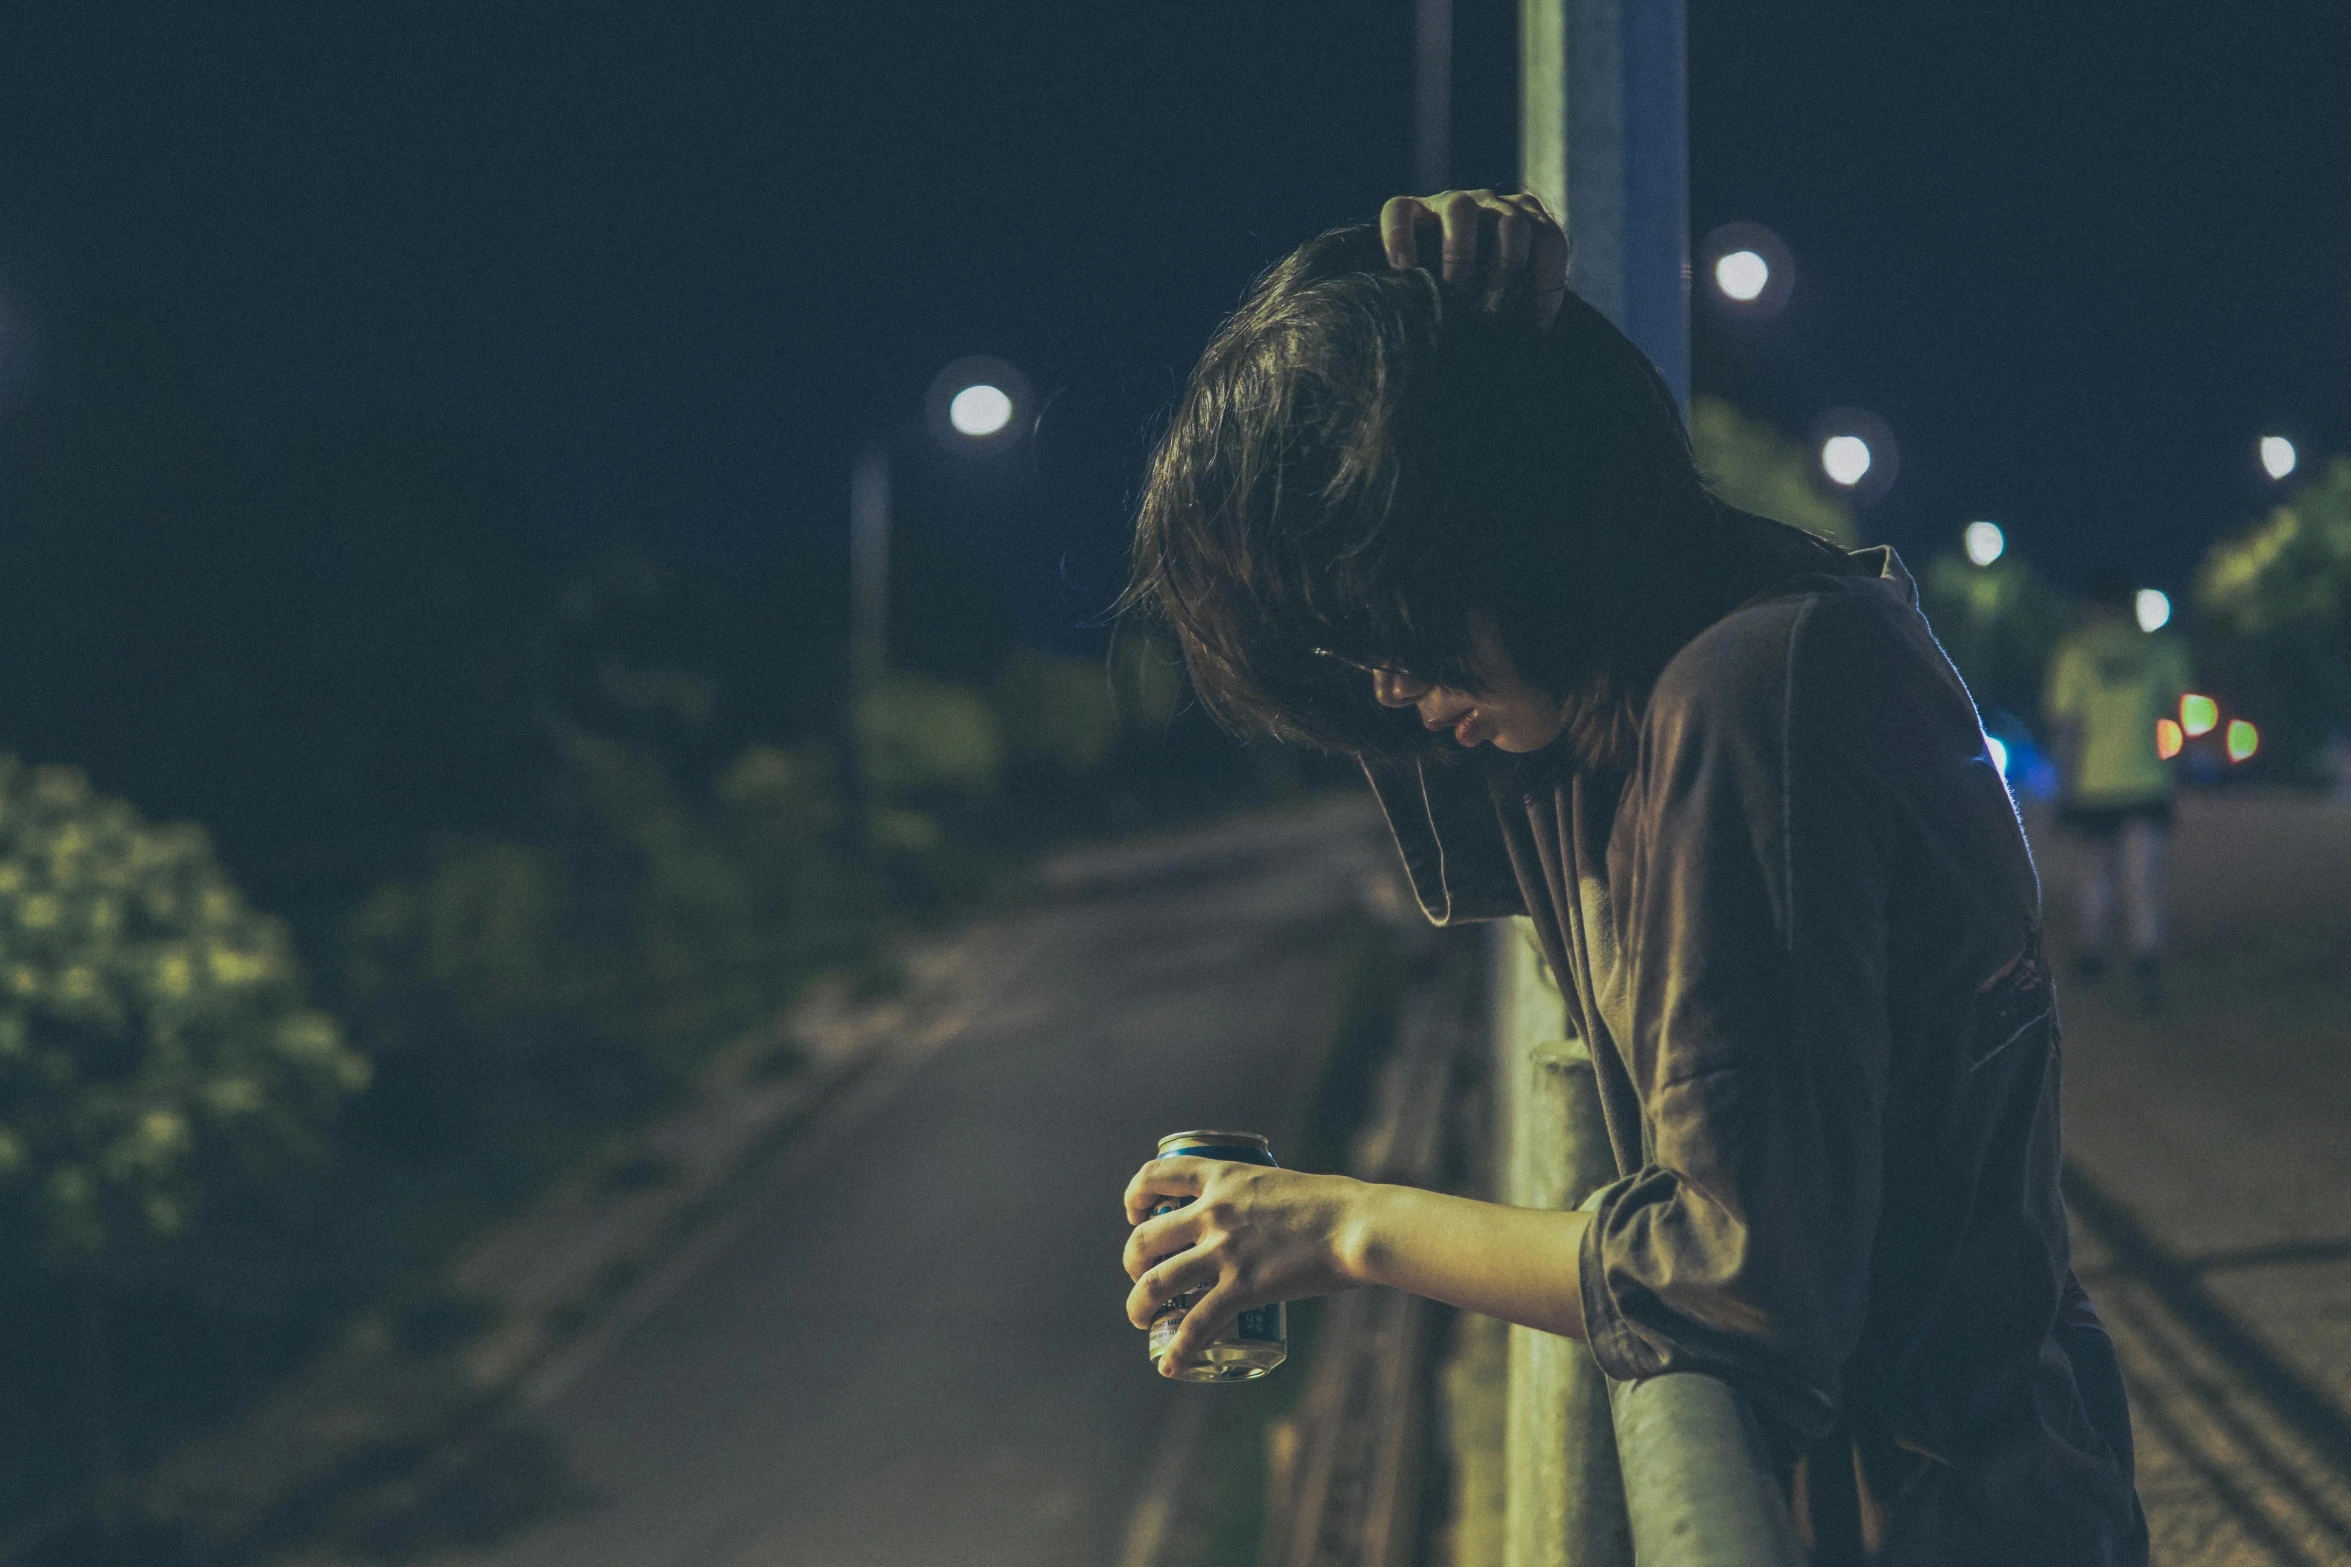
[{"xmin": 3, "ymin": 2, "xmax": 2346, "ymax": 638}]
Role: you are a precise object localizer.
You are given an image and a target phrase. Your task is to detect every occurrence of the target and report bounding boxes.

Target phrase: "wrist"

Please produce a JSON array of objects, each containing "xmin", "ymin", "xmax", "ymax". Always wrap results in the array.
[{"xmin": 1332, "ymin": 1178, "xmax": 1402, "ymax": 1289}]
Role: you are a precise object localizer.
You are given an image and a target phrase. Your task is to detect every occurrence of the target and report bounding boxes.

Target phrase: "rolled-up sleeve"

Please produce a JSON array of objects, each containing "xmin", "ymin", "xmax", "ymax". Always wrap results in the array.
[{"xmin": 1578, "ymin": 594, "xmax": 1896, "ymax": 1445}]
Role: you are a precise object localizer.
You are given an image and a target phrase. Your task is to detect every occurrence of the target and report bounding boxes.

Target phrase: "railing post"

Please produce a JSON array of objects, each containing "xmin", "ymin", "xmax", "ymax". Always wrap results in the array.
[{"xmin": 1493, "ymin": 920, "xmax": 1631, "ymax": 1567}]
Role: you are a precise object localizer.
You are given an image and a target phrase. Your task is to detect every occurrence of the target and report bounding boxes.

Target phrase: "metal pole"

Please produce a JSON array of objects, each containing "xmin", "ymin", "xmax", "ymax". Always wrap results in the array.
[
  {"xmin": 1505, "ymin": 3, "xmax": 1688, "ymax": 1563},
  {"xmin": 1415, "ymin": 0, "xmax": 1453, "ymax": 193},
  {"xmin": 1494, "ymin": 922, "xmax": 1630, "ymax": 1567},
  {"xmin": 1520, "ymin": 0, "xmax": 1689, "ymax": 410},
  {"xmin": 850, "ymin": 440, "xmax": 891, "ymax": 703}
]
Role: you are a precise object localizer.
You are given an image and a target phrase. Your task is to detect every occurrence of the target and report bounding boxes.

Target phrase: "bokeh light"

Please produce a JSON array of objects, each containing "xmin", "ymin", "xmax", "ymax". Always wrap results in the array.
[
  {"xmin": 2260, "ymin": 435, "xmax": 2298, "ymax": 481},
  {"xmin": 2227, "ymin": 719, "xmax": 2260, "ymax": 763},
  {"xmin": 1821, "ymin": 435, "xmax": 1873, "ymax": 487},
  {"xmin": 2135, "ymin": 588, "xmax": 2171, "ymax": 633},
  {"xmin": 2180, "ymin": 694, "xmax": 2218, "ymax": 737},
  {"xmin": 1962, "ymin": 521, "xmax": 2005, "ymax": 567},
  {"xmin": 1986, "ymin": 735, "xmax": 2009, "ymax": 776},
  {"xmin": 1714, "ymin": 250, "xmax": 1769, "ymax": 303},
  {"xmin": 2155, "ymin": 718, "xmax": 2184, "ymax": 760},
  {"xmin": 948, "ymin": 383, "xmax": 1014, "ymax": 438}
]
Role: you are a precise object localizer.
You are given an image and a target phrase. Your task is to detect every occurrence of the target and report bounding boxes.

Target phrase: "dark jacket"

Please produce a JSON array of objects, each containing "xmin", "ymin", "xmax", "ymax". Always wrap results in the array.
[{"xmin": 1366, "ymin": 539, "xmax": 2147, "ymax": 1564}]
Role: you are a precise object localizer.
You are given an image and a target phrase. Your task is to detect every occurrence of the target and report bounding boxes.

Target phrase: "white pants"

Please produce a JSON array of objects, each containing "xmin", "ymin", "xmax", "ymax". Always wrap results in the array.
[{"xmin": 2078, "ymin": 815, "xmax": 2167, "ymax": 959}]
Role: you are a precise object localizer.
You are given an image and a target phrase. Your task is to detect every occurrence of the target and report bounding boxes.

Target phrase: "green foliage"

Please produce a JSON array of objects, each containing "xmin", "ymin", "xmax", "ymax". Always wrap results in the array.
[
  {"xmin": 994, "ymin": 651, "xmax": 1121, "ymax": 775},
  {"xmin": 2193, "ymin": 456, "xmax": 2351, "ymax": 771},
  {"xmin": 348, "ymin": 733, "xmax": 874, "ymax": 1088},
  {"xmin": 854, "ymin": 673, "xmax": 1004, "ymax": 798},
  {"xmin": 1919, "ymin": 552, "xmax": 2076, "ymax": 722},
  {"xmin": 0, "ymin": 761, "xmax": 368, "ymax": 1262},
  {"xmin": 1111, "ymin": 628, "xmax": 1188, "ymax": 731},
  {"xmin": 1689, "ymin": 397, "xmax": 1858, "ymax": 546}
]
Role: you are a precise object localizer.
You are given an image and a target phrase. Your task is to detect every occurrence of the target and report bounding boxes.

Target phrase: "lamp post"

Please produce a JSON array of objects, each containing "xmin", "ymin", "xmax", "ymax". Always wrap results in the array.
[{"xmin": 844, "ymin": 356, "xmax": 1030, "ymax": 837}]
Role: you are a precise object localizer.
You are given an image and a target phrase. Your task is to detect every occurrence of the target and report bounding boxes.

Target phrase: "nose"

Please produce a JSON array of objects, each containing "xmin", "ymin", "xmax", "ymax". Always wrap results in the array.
[{"xmin": 1370, "ymin": 668, "xmax": 1433, "ymax": 708}]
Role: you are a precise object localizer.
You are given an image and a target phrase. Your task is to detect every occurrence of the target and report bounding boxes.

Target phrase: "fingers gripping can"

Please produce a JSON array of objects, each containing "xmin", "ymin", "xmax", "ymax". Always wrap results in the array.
[{"xmin": 1148, "ymin": 1130, "xmax": 1288, "ymax": 1382}]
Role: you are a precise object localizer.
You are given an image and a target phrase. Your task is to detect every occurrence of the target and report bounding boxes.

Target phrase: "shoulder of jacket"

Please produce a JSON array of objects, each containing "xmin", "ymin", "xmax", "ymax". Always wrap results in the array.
[{"xmin": 1652, "ymin": 577, "xmax": 1916, "ymax": 724}]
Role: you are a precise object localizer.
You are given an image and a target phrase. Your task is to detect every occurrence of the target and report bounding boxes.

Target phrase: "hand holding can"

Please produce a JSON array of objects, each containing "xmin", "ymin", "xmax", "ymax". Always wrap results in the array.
[{"xmin": 1133, "ymin": 1130, "xmax": 1289, "ymax": 1382}]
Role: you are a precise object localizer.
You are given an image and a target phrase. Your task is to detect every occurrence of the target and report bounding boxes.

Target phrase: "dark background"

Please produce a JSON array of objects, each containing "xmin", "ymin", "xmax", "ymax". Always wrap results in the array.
[{"xmin": 7, "ymin": 2, "xmax": 2342, "ymax": 632}]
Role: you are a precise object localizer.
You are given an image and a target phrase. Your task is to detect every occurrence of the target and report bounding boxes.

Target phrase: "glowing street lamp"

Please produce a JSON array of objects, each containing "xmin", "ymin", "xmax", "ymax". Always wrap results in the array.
[
  {"xmin": 2180, "ymin": 694, "xmax": 2218, "ymax": 738},
  {"xmin": 2259, "ymin": 435, "xmax": 2297, "ymax": 481},
  {"xmin": 2134, "ymin": 588, "xmax": 2171, "ymax": 634},
  {"xmin": 1962, "ymin": 521, "xmax": 2005, "ymax": 567},
  {"xmin": 1813, "ymin": 408, "xmax": 1896, "ymax": 502},
  {"xmin": 948, "ymin": 382, "xmax": 1014, "ymax": 438},
  {"xmin": 2226, "ymin": 719, "xmax": 2260, "ymax": 762},
  {"xmin": 1714, "ymin": 250, "xmax": 1770, "ymax": 303},
  {"xmin": 1701, "ymin": 221, "xmax": 1793, "ymax": 317},
  {"xmin": 1821, "ymin": 434, "xmax": 1872, "ymax": 488}
]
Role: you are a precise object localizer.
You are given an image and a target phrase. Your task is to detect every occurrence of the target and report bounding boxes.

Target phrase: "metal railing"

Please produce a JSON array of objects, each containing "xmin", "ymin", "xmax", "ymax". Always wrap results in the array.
[{"xmin": 1493, "ymin": 920, "xmax": 1802, "ymax": 1567}]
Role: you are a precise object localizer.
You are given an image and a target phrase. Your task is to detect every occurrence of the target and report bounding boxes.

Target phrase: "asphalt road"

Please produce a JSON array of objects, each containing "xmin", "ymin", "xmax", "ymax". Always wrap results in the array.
[
  {"xmin": 397, "ymin": 801, "xmax": 1396, "ymax": 1567},
  {"xmin": 2040, "ymin": 790, "xmax": 2351, "ymax": 1566}
]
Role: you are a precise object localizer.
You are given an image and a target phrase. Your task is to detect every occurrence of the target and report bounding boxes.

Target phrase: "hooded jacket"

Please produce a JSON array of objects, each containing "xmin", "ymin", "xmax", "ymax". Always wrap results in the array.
[{"xmin": 1365, "ymin": 538, "xmax": 2147, "ymax": 1563}]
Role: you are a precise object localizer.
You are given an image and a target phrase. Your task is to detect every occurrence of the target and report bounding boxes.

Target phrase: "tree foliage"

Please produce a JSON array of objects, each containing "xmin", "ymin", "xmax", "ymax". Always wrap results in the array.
[
  {"xmin": 1689, "ymin": 397, "xmax": 1858, "ymax": 546},
  {"xmin": 0, "ymin": 762, "xmax": 368, "ymax": 1263},
  {"xmin": 1919, "ymin": 552, "xmax": 2076, "ymax": 725},
  {"xmin": 2193, "ymin": 456, "xmax": 2351, "ymax": 772}
]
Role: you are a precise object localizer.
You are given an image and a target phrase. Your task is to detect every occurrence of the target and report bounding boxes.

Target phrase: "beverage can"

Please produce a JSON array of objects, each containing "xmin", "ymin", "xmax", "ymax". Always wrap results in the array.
[{"xmin": 1147, "ymin": 1129, "xmax": 1288, "ymax": 1382}]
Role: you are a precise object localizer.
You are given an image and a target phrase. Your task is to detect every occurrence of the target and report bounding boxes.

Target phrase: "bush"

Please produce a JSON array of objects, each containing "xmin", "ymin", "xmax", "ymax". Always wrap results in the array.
[
  {"xmin": 346, "ymin": 732, "xmax": 877, "ymax": 1107},
  {"xmin": 994, "ymin": 651, "xmax": 1121, "ymax": 775},
  {"xmin": 853, "ymin": 673, "xmax": 1003, "ymax": 799},
  {"xmin": 0, "ymin": 760, "xmax": 367, "ymax": 1262}
]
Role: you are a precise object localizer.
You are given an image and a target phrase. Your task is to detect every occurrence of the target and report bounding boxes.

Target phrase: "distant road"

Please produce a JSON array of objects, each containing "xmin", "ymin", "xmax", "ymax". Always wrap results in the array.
[
  {"xmin": 392, "ymin": 800, "xmax": 1394, "ymax": 1567},
  {"xmin": 2046, "ymin": 791, "xmax": 2351, "ymax": 1566}
]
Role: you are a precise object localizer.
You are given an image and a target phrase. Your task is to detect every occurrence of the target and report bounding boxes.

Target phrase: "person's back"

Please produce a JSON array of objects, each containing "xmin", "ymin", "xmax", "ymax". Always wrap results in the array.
[
  {"xmin": 2045, "ymin": 612, "xmax": 2191, "ymax": 810},
  {"xmin": 2043, "ymin": 578, "xmax": 2192, "ymax": 999}
]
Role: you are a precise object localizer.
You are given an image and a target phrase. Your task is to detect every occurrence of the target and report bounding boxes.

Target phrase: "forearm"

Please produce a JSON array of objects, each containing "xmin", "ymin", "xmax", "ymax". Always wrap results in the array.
[{"xmin": 1340, "ymin": 1182, "xmax": 1591, "ymax": 1340}]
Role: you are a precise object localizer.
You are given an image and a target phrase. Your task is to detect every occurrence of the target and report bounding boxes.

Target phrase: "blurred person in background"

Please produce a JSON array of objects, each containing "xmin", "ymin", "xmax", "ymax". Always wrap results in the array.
[
  {"xmin": 2042, "ymin": 568, "xmax": 2193, "ymax": 1008},
  {"xmin": 1119, "ymin": 191, "xmax": 2145, "ymax": 1565}
]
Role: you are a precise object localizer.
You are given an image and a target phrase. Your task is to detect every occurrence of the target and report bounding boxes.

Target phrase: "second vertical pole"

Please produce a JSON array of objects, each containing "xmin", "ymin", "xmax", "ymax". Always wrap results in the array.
[{"xmin": 1506, "ymin": 3, "xmax": 1688, "ymax": 1564}]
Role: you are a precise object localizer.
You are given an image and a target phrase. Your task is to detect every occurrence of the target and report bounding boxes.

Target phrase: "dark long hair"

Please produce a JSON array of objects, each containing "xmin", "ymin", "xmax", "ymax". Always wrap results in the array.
[{"xmin": 1125, "ymin": 222, "xmax": 1734, "ymax": 768}]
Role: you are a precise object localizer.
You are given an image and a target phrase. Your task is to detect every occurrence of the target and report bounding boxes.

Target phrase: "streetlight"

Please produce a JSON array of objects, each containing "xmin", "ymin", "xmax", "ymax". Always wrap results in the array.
[
  {"xmin": 1962, "ymin": 520, "xmax": 2005, "ymax": 567},
  {"xmin": 1700, "ymin": 221, "xmax": 1793, "ymax": 317},
  {"xmin": 1812, "ymin": 407, "xmax": 1898, "ymax": 504},
  {"xmin": 1714, "ymin": 251, "xmax": 1769, "ymax": 303},
  {"xmin": 2135, "ymin": 588, "xmax": 2171, "ymax": 633},
  {"xmin": 2259, "ymin": 435, "xmax": 2297, "ymax": 481},
  {"xmin": 845, "ymin": 357, "xmax": 1031, "ymax": 839},
  {"xmin": 948, "ymin": 383, "xmax": 1014, "ymax": 438},
  {"xmin": 1821, "ymin": 435, "xmax": 1871, "ymax": 487},
  {"xmin": 851, "ymin": 356, "xmax": 1033, "ymax": 702}
]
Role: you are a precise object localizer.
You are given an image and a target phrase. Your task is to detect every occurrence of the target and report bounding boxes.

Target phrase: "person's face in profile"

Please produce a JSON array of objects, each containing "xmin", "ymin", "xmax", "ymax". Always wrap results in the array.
[{"xmin": 1366, "ymin": 614, "xmax": 1568, "ymax": 754}]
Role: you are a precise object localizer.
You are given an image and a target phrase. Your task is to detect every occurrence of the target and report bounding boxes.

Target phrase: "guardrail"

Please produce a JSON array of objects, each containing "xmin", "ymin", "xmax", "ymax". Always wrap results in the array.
[{"xmin": 1492, "ymin": 919, "xmax": 1803, "ymax": 1567}]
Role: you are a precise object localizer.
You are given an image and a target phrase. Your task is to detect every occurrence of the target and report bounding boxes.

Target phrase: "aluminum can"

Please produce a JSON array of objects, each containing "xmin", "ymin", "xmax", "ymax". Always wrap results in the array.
[{"xmin": 1147, "ymin": 1129, "xmax": 1289, "ymax": 1381}]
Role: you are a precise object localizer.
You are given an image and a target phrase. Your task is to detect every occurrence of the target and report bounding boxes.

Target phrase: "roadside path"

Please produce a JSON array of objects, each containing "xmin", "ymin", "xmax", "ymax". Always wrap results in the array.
[{"xmin": 322, "ymin": 800, "xmax": 1395, "ymax": 1567}]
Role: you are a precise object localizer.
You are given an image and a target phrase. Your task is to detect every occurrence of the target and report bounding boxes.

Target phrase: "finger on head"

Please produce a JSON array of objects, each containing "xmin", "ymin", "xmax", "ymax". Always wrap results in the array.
[
  {"xmin": 1506, "ymin": 189, "xmax": 1560, "ymax": 227},
  {"xmin": 1379, "ymin": 196, "xmax": 1429, "ymax": 271},
  {"xmin": 1494, "ymin": 210, "xmax": 1530, "ymax": 275},
  {"xmin": 1436, "ymin": 190, "xmax": 1483, "ymax": 284}
]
